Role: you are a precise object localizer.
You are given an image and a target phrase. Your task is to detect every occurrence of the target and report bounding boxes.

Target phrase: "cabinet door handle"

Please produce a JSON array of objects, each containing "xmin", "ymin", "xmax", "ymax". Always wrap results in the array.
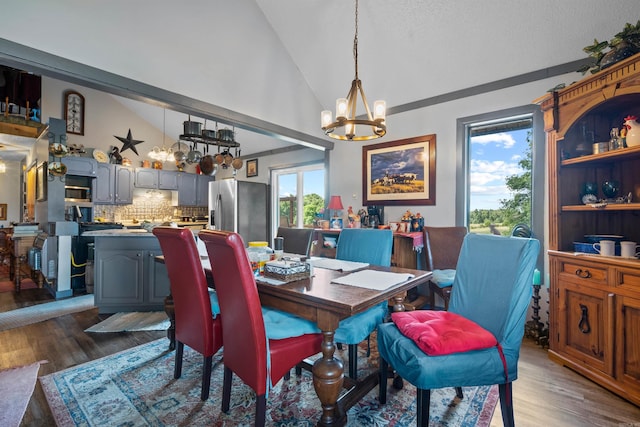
[
  {"xmin": 578, "ymin": 304, "xmax": 591, "ymax": 334},
  {"xmin": 575, "ymin": 268, "xmax": 591, "ymax": 279}
]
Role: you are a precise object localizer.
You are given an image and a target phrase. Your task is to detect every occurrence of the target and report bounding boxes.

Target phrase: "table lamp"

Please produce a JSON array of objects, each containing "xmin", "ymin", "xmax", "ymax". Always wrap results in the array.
[{"xmin": 327, "ymin": 195, "xmax": 344, "ymax": 229}]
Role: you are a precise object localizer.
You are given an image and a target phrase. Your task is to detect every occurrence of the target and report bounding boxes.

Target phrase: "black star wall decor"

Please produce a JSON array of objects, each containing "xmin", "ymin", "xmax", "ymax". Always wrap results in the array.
[{"xmin": 114, "ymin": 129, "xmax": 144, "ymax": 155}]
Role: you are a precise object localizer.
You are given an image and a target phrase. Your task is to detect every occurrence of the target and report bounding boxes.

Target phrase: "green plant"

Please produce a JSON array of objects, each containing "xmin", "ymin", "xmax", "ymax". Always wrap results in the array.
[{"xmin": 578, "ymin": 20, "xmax": 640, "ymax": 75}]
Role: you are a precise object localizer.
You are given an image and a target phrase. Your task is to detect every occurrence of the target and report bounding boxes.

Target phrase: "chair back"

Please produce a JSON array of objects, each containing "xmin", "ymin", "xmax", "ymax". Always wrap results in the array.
[
  {"xmin": 449, "ymin": 233, "xmax": 539, "ymax": 352},
  {"xmin": 423, "ymin": 226, "xmax": 467, "ymax": 270},
  {"xmin": 198, "ymin": 229, "xmax": 269, "ymax": 394},
  {"xmin": 276, "ymin": 226, "xmax": 313, "ymax": 256},
  {"xmin": 336, "ymin": 228, "xmax": 393, "ymax": 266},
  {"xmin": 152, "ymin": 227, "xmax": 216, "ymax": 355}
]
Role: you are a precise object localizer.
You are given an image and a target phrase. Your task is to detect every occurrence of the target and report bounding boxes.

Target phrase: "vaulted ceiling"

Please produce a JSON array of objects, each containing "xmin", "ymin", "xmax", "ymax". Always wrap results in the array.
[{"xmin": 1, "ymin": 0, "xmax": 639, "ymax": 162}]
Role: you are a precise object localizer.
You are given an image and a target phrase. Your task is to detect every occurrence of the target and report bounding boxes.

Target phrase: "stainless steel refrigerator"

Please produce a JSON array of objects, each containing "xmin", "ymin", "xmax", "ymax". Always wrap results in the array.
[{"xmin": 208, "ymin": 179, "xmax": 269, "ymax": 244}]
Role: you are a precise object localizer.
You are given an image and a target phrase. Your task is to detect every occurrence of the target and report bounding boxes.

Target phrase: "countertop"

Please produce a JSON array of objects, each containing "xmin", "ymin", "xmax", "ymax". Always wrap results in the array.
[{"xmin": 82, "ymin": 229, "xmax": 155, "ymax": 237}]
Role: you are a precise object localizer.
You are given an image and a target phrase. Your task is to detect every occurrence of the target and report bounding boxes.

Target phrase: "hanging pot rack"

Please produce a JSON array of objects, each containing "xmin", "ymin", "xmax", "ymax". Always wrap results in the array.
[{"xmin": 179, "ymin": 121, "xmax": 240, "ymax": 149}]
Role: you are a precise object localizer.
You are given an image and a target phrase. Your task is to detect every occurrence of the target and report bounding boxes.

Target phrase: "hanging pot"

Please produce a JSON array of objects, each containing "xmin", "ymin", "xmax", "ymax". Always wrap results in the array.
[
  {"xmin": 183, "ymin": 119, "xmax": 202, "ymax": 136},
  {"xmin": 217, "ymin": 128, "xmax": 234, "ymax": 142},
  {"xmin": 201, "ymin": 129, "xmax": 217, "ymax": 139},
  {"xmin": 232, "ymin": 149, "xmax": 243, "ymax": 170},
  {"xmin": 199, "ymin": 155, "xmax": 218, "ymax": 176},
  {"xmin": 187, "ymin": 143, "xmax": 202, "ymax": 164}
]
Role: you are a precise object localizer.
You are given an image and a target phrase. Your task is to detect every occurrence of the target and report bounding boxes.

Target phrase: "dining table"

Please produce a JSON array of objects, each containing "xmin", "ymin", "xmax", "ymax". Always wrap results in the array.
[{"xmin": 158, "ymin": 254, "xmax": 432, "ymax": 426}]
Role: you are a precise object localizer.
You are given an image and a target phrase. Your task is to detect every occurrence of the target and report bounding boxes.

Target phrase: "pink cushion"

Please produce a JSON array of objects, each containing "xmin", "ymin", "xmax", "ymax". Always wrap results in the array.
[{"xmin": 391, "ymin": 310, "xmax": 497, "ymax": 356}]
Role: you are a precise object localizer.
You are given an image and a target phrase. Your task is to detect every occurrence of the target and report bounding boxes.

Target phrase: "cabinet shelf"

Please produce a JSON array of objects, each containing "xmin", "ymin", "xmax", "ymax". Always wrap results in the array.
[
  {"xmin": 561, "ymin": 145, "xmax": 640, "ymax": 167},
  {"xmin": 562, "ymin": 203, "xmax": 640, "ymax": 211}
]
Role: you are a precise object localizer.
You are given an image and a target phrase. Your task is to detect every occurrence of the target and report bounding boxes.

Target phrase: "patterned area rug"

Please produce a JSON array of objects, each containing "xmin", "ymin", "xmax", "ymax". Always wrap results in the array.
[
  {"xmin": 41, "ymin": 339, "xmax": 498, "ymax": 426},
  {"xmin": 85, "ymin": 311, "xmax": 170, "ymax": 333},
  {"xmin": 0, "ymin": 361, "xmax": 46, "ymax": 427}
]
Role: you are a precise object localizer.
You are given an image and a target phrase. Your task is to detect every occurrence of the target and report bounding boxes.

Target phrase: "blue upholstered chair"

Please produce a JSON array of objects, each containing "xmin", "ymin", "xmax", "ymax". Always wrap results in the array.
[
  {"xmin": 334, "ymin": 228, "xmax": 393, "ymax": 379},
  {"xmin": 377, "ymin": 233, "xmax": 539, "ymax": 427}
]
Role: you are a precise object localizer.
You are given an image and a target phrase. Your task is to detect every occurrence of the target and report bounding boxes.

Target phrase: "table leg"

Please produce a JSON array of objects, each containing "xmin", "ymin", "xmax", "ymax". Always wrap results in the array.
[{"xmin": 312, "ymin": 330, "xmax": 345, "ymax": 426}]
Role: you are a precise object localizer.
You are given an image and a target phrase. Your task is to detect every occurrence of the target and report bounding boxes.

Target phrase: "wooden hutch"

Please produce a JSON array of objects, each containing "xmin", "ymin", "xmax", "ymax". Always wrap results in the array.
[{"xmin": 537, "ymin": 53, "xmax": 640, "ymax": 407}]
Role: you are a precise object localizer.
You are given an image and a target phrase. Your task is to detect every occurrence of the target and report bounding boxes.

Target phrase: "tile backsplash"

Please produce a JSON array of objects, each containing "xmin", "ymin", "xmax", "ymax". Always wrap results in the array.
[{"xmin": 98, "ymin": 193, "xmax": 206, "ymax": 223}]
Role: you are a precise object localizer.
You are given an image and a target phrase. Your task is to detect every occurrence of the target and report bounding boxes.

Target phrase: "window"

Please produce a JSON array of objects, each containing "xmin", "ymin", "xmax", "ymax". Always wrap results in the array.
[
  {"xmin": 457, "ymin": 105, "xmax": 544, "ymax": 265},
  {"xmin": 271, "ymin": 163, "xmax": 325, "ymax": 235}
]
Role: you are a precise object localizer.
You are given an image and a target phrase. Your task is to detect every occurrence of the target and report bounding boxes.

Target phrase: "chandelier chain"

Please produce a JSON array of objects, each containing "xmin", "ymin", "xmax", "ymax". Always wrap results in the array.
[{"xmin": 353, "ymin": 0, "xmax": 359, "ymax": 79}]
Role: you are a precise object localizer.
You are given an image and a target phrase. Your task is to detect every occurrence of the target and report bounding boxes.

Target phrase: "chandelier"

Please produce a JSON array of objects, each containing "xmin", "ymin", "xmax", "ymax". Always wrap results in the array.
[
  {"xmin": 148, "ymin": 109, "xmax": 173, "ymax": 162},
  {"xmin": 320, "ymin": 0, "xmax": 386, "ymax": 141}
]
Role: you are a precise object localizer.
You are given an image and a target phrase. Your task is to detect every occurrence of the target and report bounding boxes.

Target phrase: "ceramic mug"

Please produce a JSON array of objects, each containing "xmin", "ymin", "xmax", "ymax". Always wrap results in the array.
[
  {"xmin": 620, "ymin": 241, "xmax": 640, "ymax": 258},
  {"xmin": 593, "ymin": 240, "xmax": 615, "ymax": 257}
]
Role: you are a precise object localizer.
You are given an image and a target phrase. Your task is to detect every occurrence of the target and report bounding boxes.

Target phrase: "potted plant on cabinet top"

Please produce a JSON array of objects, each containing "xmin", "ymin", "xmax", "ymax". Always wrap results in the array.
[{"xmin": 579, "ymin": 20, "xmax": 640, "ymax": 75}]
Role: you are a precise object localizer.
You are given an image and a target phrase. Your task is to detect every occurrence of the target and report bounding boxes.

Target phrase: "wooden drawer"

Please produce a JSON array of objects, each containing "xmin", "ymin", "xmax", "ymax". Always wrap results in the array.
[
  {"xmin": 616, "ymin": 266, "xmax": 640, "ymax": 297},
  {"xmin": 558, "ymin": 258, "xmax": 609, "ymax": 288}
]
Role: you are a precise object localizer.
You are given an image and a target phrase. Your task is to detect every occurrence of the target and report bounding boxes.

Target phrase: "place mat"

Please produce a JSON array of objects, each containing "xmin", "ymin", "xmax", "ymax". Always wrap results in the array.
[{"xmin": 331, "ymin": 269, "xmax": 415, "ymax": 291}]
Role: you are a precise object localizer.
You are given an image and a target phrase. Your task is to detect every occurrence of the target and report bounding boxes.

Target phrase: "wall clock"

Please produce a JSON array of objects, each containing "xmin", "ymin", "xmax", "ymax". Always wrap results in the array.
[{"xmin": 64, "ymin": 90, "xmax": 85, "ymax": 135}]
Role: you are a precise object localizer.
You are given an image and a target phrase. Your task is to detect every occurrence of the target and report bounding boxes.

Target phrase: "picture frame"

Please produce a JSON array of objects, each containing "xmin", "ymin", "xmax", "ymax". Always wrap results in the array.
[
  {"xmin": 246, "ymin": 158, "xmax": 258, "ymax": 178},
  {"xmin": 36, "ymin": 161, "xmax": 47, "ymax": 202},
  {"xmin": 362, "ymin": 134, "xmax": 436, "ymax": 206},
  {"xmin": 0, "ymin": 204, "xmax": 6, "ymax": 221}
]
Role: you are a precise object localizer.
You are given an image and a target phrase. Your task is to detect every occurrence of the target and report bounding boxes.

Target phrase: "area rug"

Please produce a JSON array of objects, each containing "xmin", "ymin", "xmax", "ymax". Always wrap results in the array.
[
  {"xmin": 85, "ymin": 311, "xmax": 170, "ymax": 333},
  {"xmin": 40, "ymin": 339, "xmax": 498, "ymax": 426},
  {"xmin": 0, "ymin": 294, "xmax": 94, "ymax": 331},
  {"xmin": 0, "ymin": 360, "xmax": 46, "ymax": 427}
]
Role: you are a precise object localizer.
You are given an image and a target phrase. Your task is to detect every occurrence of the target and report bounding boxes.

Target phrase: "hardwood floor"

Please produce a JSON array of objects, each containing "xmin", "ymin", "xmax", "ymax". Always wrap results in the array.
[{"xmin": 1, "ymin": 286, "xmax": 639, "ymax": 426}]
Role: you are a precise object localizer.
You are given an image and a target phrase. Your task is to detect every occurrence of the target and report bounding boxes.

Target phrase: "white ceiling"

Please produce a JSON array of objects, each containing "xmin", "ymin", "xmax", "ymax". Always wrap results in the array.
[{"xmin": 1, "ymin": 0, "xmax": 639, "ymax": 162}]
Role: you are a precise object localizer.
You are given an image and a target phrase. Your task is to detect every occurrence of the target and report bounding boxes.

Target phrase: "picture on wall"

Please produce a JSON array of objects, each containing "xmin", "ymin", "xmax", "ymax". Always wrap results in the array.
[
  {"xmin": 246, "ymin": 159, "xmax": 258, "ymax": 177},
  {"xmin": 362, "ymin": 134, "xmax": 436, "ymax": 206}
]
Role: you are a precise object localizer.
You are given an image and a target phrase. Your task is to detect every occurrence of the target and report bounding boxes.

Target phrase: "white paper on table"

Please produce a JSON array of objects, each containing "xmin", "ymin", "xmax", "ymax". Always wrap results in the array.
[
  {"xmin": 331, "ymin": 269, "xmax": 415, "ymax": 290},
  {"xmin": 256, "ymin": 276, "xmax": 288, "ymax": 286},
  {"xmin": 307, "ymin": 258, "xmax": 369, "ymax": 272}
]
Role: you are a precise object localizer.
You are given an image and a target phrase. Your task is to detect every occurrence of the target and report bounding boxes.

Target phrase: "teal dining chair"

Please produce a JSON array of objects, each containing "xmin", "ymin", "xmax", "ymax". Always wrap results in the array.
[
  {"xmin": 334, "ymin": 228, "xmax": 393, "ymax": 379},
  {"xmin": 377, "ymin": 233, "xmax": 539, "ymax": 427}
]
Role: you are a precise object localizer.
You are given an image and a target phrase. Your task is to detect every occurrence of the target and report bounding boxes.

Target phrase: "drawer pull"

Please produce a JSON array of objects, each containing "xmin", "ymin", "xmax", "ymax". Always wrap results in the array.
[
  {"xmin": 575, "ymin": 268, "xmax": 591, "ymax": 279},
  {"xmin": 578, "ymin": 304, "xmax": 591, "ymax": 334}
]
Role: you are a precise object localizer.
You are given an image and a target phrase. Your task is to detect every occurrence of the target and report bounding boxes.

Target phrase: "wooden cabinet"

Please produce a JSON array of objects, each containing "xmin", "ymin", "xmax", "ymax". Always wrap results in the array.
[
  {"xmin": 94, "ymin": 235, "xmax": 171, "ymax": 313},
  {"xmin": 539, "ymin": 52, "xmax": 640, "ymax": 407},
  {"xmin": 94, "ymin": 164, "xmax": 133, "ymax": 204}
]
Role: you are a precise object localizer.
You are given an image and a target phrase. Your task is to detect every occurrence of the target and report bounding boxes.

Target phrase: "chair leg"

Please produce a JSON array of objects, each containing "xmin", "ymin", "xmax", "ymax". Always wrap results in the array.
[
  {"xmin": 455, "ymin": 386, "xmax": 463, "ymax": 399},
  {"xmin": 499, "ymin": 383, "xmax": 515, "ymax": 427},
  {"xmin": 348, "ymin": 344, "xmax": 358, "ymax": 379},
  {"xmin": 174, "ymin": 341, "xmax": 184, "ymax": 379},
  {"xmin": 378, "ymin": 356, "xmax": 388, "ymax": 404},
  {"xmin": 222, "ymin": 366, "xmax": 232, "ymax": 413},
  {"xmin": 283, "ymin": 370, "xmax": 291, "ymax": 381},
  {"xmin": 366, "ymin": 334, "xmax": 371, "ymax": 357},
  {"xmin": 255, "ymin": 394, "xmax": 267, "ymax": 427},
  {"xmin": 201, "ymin": 355, "xmax": 212, "ymax": 401},
  {"xmin": 295, "ymin": 365, "xmax": 302, "ymax": 375},
  {"xmin": 416, "ymin": 388, "xmax": 431, "ymax": 427}
]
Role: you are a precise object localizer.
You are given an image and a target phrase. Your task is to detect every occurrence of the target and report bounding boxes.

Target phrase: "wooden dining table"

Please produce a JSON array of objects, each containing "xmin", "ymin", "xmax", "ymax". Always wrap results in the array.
[{"xmin": 158, "ymin": 255, "xmax": 431, "ymax": 426}]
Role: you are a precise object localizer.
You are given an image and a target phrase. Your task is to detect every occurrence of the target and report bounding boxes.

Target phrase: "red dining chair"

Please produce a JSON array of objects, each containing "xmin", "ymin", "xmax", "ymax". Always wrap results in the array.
[
  {"xmin": 152, "ymin": 226, "xmax": 223, "ymax": 401},
  {"xmin": 198, "ymin": 229, "xmax": 322, "ymax": 427}
]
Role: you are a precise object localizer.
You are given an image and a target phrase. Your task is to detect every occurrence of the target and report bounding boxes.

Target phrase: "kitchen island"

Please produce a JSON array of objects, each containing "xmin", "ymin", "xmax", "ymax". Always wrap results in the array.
[{"xmin": 83, "ymin": 229, "xmax": 171, "ymax": 313}]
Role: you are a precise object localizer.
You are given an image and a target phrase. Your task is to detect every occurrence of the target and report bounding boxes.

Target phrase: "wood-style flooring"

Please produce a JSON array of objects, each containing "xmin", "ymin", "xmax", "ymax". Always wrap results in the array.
[{"xmin": 1, "ymin": 285, "xmax": 639, "ymax": 427}]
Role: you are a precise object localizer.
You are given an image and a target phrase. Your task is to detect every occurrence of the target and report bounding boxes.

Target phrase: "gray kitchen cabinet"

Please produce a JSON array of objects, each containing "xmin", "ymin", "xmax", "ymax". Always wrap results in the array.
[
  {"xmin": 62, "ymin": 156, "xmax": 98, "ymax": 176},
  {"xmin": 177, "ymin": 173, "xmax": 197, "ymax": 206},
  {"xmin": 159, "ymin": 170, "xmax": 179, "ymax": 190},
  {"xmin": 94, "ymin": 235, "xmax": 170, "ymax": 313},
  {"xmin": 134, "ymin": 169, "xmax": 178, "ymax": 190},
  {"xmin": 94, "ymin": 163, "xmax": 133, "ymax": 204},
  {"xmin": 196, "ymin": 174, "xmax": 214, "ymax": 206},
  {"xmin": 134, "ymin": 168, "xmax": 158, "ymax": 188}
]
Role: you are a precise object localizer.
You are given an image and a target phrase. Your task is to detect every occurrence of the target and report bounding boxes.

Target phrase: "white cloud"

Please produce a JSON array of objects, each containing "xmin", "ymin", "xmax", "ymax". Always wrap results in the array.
[{"xmin": 471, "ymin": 132, "xmax": 516, "ymax": 149}]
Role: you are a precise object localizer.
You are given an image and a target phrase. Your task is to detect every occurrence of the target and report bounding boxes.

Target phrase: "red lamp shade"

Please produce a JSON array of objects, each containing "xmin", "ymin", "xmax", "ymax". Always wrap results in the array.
[{"xmin": 327, "ymin": 195, "xmax": 344, "ymax": 210}]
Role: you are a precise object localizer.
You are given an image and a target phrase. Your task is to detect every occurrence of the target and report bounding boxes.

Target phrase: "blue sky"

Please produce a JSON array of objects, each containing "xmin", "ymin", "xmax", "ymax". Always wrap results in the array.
[
  {"xmin": 278, "ymin": 169, "xmax": 324, "ymax": 198},
  {"xmin": 469, "ymin": 128, "xmax": 530, "ymax": 210}
]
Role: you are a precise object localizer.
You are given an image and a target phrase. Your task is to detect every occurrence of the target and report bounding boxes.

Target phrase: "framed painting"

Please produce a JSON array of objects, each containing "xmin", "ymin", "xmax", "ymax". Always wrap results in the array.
[
  {"xmin": 36, "ymin": 161, "xmax": 47, "ymax": 201},
  {"xmin": 362, "ymin": 134, "xmax": 436, "ymax": 206},
  {"xmin": 0, "ymin": 204, "xmax": 6, "ymax": 221},
  {"xmin": 246, "ymin": 159, "xmax": 258, "ymax": 178}
]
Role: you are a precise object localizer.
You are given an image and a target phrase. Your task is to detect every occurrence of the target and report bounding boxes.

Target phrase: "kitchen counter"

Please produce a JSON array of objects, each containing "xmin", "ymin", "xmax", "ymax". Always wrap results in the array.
[{"xmin": 82, "ymin": 229, "xmax": 153, "ymax": 236}]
